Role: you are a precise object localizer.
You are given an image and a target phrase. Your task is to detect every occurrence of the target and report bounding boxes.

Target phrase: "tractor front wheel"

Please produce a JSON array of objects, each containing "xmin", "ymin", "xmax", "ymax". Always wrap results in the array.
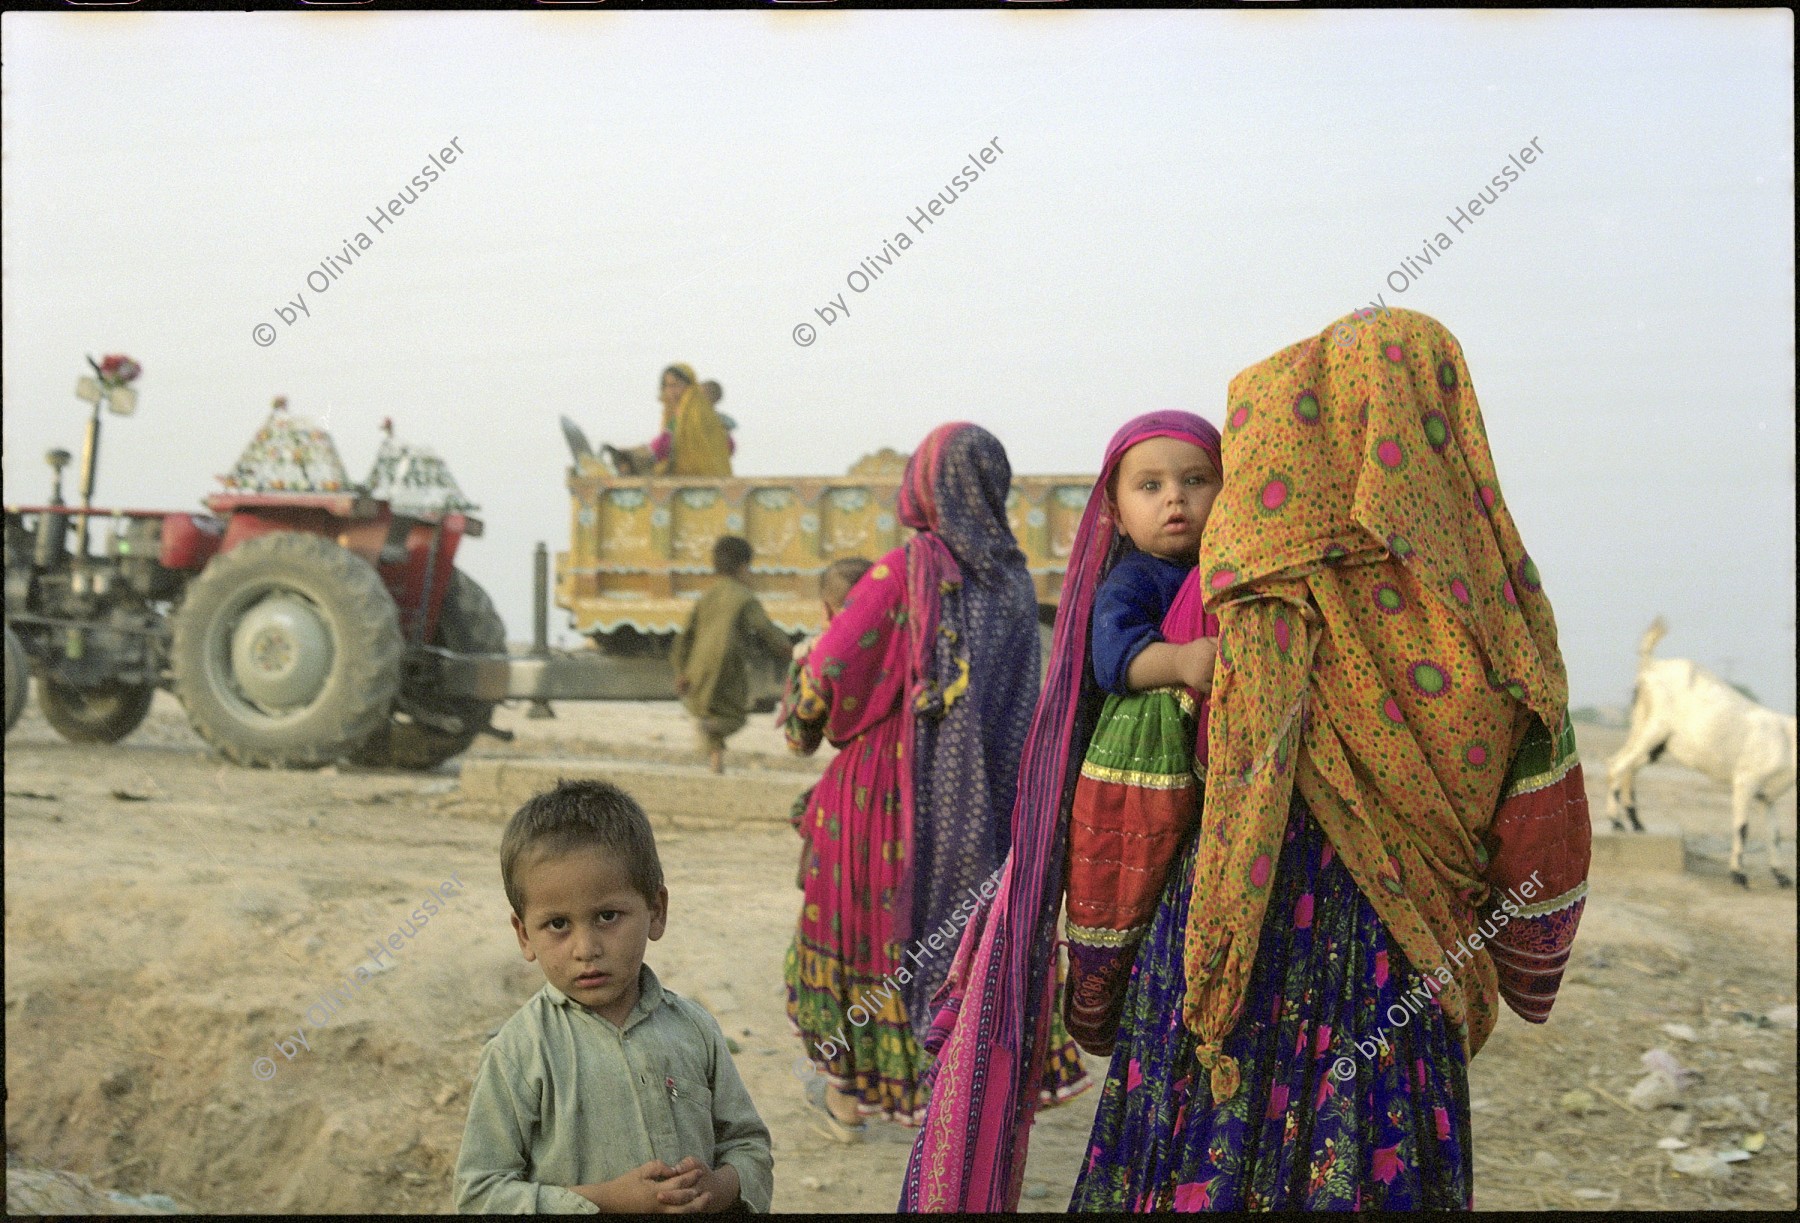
[
  {"xmin": 172, "ymin": 531, "xmax": 403, "ymax": 768},
  {"xmin": 349, "ymin": 569, "xmax": 506, "ymax": 771},
  {"xmin": 37, "ymin": 677, "xmax": 155, "ymax": 744}
]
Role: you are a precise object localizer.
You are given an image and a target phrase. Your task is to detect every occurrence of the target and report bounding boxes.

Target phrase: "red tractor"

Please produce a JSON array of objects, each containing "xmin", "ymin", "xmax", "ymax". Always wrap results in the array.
[{"xmin": 4, "ymin": 358, "xmax": 506, "ymax": 770}]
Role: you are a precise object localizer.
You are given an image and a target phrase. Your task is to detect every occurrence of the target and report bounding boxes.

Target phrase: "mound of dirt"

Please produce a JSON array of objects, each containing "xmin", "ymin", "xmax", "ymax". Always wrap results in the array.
[{"xmin": 3, "ymin": 696, "xmax": 1793, "ymax": 1212}]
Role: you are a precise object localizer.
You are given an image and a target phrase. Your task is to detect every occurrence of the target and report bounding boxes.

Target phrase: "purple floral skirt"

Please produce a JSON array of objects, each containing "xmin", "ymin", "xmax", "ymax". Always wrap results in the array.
[{"xmin": 1069, "ymin": 796, "xmax": 1472, "ymax": 1211}]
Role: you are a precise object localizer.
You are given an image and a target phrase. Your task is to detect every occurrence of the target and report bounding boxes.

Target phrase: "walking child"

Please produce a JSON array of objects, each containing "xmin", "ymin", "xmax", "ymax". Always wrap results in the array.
[
  {"xmin": 453, "ymin": 779, "xmax": 773, "ymax": 1212},
  {"xmin": 673, "ymin": 536, "xmax": 796, "ymax": 773}
]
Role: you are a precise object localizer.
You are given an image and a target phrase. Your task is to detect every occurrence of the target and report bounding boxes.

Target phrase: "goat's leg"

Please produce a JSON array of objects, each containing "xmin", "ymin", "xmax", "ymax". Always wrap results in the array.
[
  {"xmin": 1729, "ymin": 779, "xmax": 1754, "ymax": 887},
  {"xmin": 1620, "ymin": 766, "xmax": 1645, "ymax": 833},
  {"xmin": 1605, "ymin": 758, "xmax": 1639, "ymax": 833},
  {"xmin": 1765, "ymin": 795, "xmax": 1793, "ymax": 889},
  {"xmin": 1606, "ymin": 727, "xmax": 1664, "ymax": 833},
  {"xmin": 1604, "ymin": 752, "xmax": 1627, "ymax": 831}
]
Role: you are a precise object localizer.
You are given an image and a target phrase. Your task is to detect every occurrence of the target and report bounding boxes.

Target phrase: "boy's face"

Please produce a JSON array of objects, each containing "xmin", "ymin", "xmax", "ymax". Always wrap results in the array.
[
  {"xmin": 511, "ymin": 845, "xmax": 667, "ymax": 1027},
  {"xmin": 1111, "ymin": 436, "xmax": 1221, "ymax": 564}
]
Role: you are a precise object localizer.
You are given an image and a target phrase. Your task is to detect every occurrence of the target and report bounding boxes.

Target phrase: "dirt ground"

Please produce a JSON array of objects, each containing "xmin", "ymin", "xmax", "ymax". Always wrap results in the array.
[{"xmin": 4, "ymin": 696, "xmax": 1795, "ymax": 1213}]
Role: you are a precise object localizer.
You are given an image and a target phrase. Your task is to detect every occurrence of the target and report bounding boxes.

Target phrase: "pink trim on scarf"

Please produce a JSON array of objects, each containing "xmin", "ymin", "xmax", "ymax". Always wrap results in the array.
[{"xmin": 902, "ymin": 411, "xmax": 1221, "ymax": 1213}]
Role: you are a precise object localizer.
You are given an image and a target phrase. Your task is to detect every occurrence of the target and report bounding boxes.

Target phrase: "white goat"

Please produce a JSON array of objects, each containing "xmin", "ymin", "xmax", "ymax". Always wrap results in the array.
[{"xmin": 1605, "ymin": 618, "xmax": 1797, "ymax": 887}]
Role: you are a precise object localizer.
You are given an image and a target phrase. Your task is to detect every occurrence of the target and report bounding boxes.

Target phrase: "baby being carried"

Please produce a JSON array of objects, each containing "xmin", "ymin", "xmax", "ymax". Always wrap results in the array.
[{"xmin": 1065, "ymin": 423, "xmax": 1223, "ymax": 1056}]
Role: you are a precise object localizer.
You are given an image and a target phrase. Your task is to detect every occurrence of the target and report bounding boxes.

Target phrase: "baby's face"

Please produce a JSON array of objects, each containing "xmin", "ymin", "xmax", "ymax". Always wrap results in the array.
[
  {"xmin": 1112, "ymin": 437, "xmax": 1221, "ymax": 564},
  {"xmin": 511, "ymin": 846, "xmax": 666, "ymax": 1026}
]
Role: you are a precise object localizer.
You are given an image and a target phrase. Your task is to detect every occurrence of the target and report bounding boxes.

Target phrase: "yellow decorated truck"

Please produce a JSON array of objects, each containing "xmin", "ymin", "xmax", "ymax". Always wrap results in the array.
[{"xmin": 545, "ymin": 440, "xmax": 1095, "ymax": 697}]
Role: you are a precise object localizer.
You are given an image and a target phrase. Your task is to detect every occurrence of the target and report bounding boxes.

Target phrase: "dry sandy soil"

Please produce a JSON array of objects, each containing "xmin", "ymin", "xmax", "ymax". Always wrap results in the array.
[{"xmin": 4, "ymin": 696, "xmax": 1795, "ymax": 1213}]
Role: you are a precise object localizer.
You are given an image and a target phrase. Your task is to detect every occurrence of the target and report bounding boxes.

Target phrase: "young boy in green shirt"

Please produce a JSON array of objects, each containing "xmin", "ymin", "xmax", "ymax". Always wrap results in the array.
[
  {"xmin": 453, "ymin": 780, "xmax": 773, "ymax": 1213},
  {"xmin": 672, "ymin": 536, "xmax": 795, "ymax": 774}
]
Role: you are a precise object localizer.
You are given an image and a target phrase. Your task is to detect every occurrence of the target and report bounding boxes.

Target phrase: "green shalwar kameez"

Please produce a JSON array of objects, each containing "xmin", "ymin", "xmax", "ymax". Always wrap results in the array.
[{"xmin": 671, "ymin": 577, "xmax": 793, "ymax": 748}]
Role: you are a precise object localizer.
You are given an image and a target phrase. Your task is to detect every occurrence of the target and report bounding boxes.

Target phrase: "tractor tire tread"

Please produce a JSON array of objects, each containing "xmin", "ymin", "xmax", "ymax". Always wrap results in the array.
[
  {"xmin": 36, "ymin": 677, "xmax": 156, "ymax": 744},
  {"xmin": 171, "ymin": 531, "xmax": 402, "ymax": 768},
  {"xmin": 349, "ymin": 569, "xmax": 505, "ymax": 771},
  {"xmin": 4, "ymin": 624, "xmax": 29, "ymax": 734}
]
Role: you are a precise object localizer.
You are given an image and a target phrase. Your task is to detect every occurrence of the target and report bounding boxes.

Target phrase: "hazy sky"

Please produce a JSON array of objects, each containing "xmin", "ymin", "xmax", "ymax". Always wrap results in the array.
[{"xmin": 3, "ymin": 8, "xmax": 1793, "ymax": 712}]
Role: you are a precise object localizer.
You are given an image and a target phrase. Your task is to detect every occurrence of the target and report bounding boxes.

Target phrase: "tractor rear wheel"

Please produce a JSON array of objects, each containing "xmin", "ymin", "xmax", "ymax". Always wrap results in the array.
[
  {"xmin": 37, "ymin": 677, "xmax": 155, "ymax": 744},
  {"xmin": 4, "ymin": 624, "xmax": 28, "ymax": 733},
  {"xmin": 172, "ymin": 531, "xmax": 402, "ymax": 768},
  {"xmin": 349, "ymin": 569, "xmax": 506, "ymax": 771}
]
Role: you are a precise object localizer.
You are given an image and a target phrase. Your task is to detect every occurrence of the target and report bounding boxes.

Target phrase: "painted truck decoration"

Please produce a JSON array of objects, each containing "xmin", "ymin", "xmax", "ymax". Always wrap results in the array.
[
  {"xmin": 3, "ymin": 357, "xmax": 1091, "ymax": 768},
  {"xmin": 557, "ymin": 448, "xmax": 1092, "ymax": 643}
]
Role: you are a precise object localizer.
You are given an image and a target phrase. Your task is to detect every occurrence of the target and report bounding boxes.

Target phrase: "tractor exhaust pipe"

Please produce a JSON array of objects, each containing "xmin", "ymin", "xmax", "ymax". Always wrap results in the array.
[
  {"xmin": 533, "ymin": 541, "xmax": 550, "ymax": 656},
  {"xmin": 527, "ymin": 540, "xmax": 555, "ymax": 719}
]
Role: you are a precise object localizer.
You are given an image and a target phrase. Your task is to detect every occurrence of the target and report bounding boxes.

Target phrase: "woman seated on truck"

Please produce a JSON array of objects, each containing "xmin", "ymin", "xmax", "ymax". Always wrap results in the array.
[{"xmin": 603, "ymin": 363, "xmax": 734, "ymax": 477}]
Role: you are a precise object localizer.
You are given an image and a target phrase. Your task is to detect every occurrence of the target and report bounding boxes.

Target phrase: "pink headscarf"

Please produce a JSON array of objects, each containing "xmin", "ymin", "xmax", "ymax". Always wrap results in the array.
[{"xmin": 901, "ymin": 411, "xmax": 1222, "ymax": 1213}]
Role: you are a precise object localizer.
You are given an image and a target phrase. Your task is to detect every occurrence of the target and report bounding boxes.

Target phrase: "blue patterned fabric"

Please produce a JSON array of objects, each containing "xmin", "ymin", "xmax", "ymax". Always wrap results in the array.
[
  {"xmin": 1070, "ymin": 796, "xmax": 1473, "ymax": 1211},
  {"xmin": 899, "ymin": 424, "xmax": 1041, "ymax": 1042}
]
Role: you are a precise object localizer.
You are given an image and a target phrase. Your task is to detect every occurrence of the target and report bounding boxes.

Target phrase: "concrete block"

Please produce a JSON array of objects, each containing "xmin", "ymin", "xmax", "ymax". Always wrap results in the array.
[
  {"xmin": 459, "ymin": 757, "xmax": 807, "ymax": 829},
  {"xmin": 1588, "ymin": 832, "xmax": 1686, "ymax": 874}
]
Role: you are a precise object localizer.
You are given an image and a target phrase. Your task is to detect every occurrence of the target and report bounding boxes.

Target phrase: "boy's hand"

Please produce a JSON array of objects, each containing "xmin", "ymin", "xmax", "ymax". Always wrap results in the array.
[
  {"xmin": 662, "ymin": 1157, "xmax": 739, "ymax": 1213},
  {"xmin": 792, "ymin": 637, "xmax": 813, "ymax": 663},
  {"xmin": 573, "ymin": 1161, "xmax": 709, "ymax": 1213},
  {"xmin": 1177, "ymin": 638, "xmax": 1219, "ymax": 694},
  {"xmin": 674, "ymin": 675, "xmax": 692, "ymax": 696}
]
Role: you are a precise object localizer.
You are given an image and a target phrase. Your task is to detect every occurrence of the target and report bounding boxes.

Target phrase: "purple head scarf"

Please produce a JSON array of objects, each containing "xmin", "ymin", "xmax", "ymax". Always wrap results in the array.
[{"xmin": 900, "ymin": 410, "xmax": 1223, "ymax": 1213}]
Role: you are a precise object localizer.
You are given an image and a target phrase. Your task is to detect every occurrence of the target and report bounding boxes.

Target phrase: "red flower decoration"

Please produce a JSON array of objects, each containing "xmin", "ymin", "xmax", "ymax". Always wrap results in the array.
[{"xmin": 97, "ymin": 354, "xmax": 143, "ymax": 387}]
